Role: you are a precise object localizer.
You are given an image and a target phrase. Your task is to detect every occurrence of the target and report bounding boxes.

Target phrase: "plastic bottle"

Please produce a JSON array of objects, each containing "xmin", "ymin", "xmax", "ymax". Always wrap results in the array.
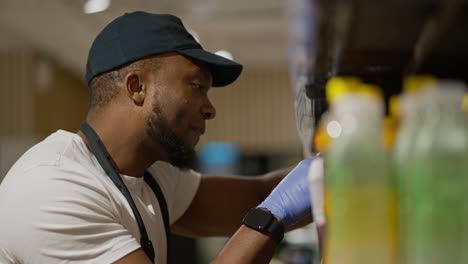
[
  {"xmin": 406, "ymin": 81, "xmax": 468, "ymax": 264},
  {"xmin": 324, "ymin": 79, "xmax": 397, "ymax": 264},
  {"xmin": 391, "ymin": 75, "xmax": 436, "ymax": 264},
  {"xmin": 314, "ymin": 77, "xmax": 362, "ymax": 263},
  {"xmin": 320, "ymin": 76, "xmax": 362, "ymax": 228}
]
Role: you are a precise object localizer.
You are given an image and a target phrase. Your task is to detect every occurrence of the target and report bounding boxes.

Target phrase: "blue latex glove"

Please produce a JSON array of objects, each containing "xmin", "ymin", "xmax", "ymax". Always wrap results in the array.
[{"xmin": 257, "ymin": 157, "xmax": 314, "ymax": 229}]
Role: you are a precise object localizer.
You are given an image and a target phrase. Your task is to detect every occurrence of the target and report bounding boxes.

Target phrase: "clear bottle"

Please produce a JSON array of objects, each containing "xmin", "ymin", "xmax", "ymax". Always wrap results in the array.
[
  {"xmin": 324, "ymin": 80, "xmax": 397, "ymax": 264},
  {"xmin": 311, "ymin": 77, "xmax": 361, "ymax": 260},
  {"xmin": 406, "ymin": 81, "xmax": 468, "ymax": 264},
  {"xmin": 392, "ymin": 75, "xmax": 436, "ymax": 264}
]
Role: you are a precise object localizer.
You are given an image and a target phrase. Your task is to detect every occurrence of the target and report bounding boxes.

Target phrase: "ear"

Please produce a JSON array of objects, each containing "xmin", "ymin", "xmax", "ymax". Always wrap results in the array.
[{"xmin": 125, "ymin": 72, "xmax": 146, "ymax": 106}]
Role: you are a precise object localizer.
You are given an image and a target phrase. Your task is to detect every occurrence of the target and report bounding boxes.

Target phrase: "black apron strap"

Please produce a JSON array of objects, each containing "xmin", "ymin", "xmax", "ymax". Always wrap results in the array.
[
  {"xmin": 144, "ymin": 171, "xmax": 171, "ymax": 255},
  {"xmin": 80, "ymin": 122, "xmax": 156, "ymax": 262}
]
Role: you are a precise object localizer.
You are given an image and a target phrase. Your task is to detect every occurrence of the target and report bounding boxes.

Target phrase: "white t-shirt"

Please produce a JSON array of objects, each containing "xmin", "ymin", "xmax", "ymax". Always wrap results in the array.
[{"xmin": 0, "ymin": 130, "xmax": 201, "ymax": 264}]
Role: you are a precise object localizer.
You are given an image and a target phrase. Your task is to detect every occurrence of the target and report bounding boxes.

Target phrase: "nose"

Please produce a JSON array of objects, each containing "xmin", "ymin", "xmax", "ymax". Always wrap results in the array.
[{"xmin": 202, "ymin": 97, "xmax": 216, "ymax": 120}]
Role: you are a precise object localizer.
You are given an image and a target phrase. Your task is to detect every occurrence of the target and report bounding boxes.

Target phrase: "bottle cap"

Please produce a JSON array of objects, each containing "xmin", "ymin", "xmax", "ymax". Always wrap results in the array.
[
  {"xmin": 357, "ymin": 83, "xmax": 384, "ymax": 101},
  {"xmin": 403, "ymin": 75, "xmax": 436, "ymax": 94},
  {"xmin": 326, "ymin": 77, "xmax": 361, "ymax": 103}
]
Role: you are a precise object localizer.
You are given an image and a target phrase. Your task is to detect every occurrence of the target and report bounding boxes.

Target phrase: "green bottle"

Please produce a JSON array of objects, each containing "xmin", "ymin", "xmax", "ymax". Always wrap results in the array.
[
  {"xmin": 406, "ymin": 82, "xmax": 468, "ymax": 264},
  {"xmin": 392, "ymin": 92, "xmax": 426, "ymax": 264},
  {"xmin": 392, "ymin": 75, "xmax": 436, "ymax": 264}
]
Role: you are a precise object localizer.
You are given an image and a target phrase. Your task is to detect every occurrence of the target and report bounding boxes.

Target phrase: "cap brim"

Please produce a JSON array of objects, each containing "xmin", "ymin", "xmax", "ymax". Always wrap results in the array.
[{"xmin": 178, "ymin": 49, "xmax": 243, "ymax": 87}]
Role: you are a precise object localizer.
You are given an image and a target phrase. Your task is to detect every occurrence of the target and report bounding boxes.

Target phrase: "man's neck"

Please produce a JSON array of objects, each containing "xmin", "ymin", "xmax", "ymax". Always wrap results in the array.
[{"xmin": 77, "ymin": 117, "xmax": 167, "ymax": 178}]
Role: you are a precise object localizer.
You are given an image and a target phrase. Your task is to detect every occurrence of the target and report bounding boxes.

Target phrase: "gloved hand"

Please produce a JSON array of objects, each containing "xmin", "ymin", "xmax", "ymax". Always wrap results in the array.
[{"xmin": 257, "ymin": 157, "xmax": 315, "ymax": 229}]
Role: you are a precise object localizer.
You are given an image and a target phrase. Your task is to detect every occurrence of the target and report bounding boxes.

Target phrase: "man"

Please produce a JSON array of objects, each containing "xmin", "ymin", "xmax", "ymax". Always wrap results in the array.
[{"xmin": 0, "ymin": 11, "xmax": 315, "ymax": 263}]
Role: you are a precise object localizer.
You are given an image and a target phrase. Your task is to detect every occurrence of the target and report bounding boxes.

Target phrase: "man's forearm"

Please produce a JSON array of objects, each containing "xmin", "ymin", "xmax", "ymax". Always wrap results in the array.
[
  {"xmin": 212, "ymin": 158, "xmax": 316, "ymax": 263},
  {"xmin": 211, "ymin": 225, "xmax": 278, "ymax": 264}
]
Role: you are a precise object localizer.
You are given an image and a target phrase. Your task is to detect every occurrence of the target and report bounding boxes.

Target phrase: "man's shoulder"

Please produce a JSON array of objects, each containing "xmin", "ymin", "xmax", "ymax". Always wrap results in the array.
[
  {"xmin": 0, "ymin": 130, "xmax": 117, "ymax": 220},
  {"xmin": 0, "ymin": 131, "xmax": 134, "ymax": 264},
  {"xmin": 0, "ymin": 130, "xmax": 107, "ymax": 198},
  {"xmin": 5, "ymin": 130, "xmax": 95, "ymax": 178}
]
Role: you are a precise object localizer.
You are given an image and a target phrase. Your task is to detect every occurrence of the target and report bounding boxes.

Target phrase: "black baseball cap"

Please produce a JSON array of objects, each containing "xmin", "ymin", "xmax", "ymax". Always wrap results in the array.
[{"xmin": 85, "ymin": 11, "xmax": 243, "ymax": 87}]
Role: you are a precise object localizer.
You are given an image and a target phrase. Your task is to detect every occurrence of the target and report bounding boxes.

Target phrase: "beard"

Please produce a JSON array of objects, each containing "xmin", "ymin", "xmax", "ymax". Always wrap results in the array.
[{"xmin": 145, "ymin": 103, "xmax": 196, "ymax": 170}]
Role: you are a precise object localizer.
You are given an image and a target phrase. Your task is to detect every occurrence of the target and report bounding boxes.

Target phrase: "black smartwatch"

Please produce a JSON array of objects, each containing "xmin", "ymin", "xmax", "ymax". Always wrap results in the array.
[{"xmin": 242, "ymin": 208, "xmax": 284, "ymax": 244}]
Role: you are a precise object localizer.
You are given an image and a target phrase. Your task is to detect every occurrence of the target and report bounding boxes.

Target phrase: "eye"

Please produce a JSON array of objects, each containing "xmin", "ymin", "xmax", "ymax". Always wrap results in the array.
[{"xmin": 191, "ymin": 82, "xmax": 206, "ymax": 93}]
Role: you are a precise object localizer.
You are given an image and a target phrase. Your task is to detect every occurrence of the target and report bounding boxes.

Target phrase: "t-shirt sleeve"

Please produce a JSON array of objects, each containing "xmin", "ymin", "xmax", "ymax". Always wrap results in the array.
[
  {"xmin": 147, "ymin": 161, "xmax": 201, "ymax": 224},
  {"xmin": 0, "ymin": 166, "xmax": 141, "ymax": 264}
]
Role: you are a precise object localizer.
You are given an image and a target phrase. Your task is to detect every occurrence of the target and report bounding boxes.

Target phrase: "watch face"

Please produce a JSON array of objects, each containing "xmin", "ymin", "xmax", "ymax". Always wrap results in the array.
[{"xmin": 246, "ymin": 209, "xmax": 273, "ymax": 230}]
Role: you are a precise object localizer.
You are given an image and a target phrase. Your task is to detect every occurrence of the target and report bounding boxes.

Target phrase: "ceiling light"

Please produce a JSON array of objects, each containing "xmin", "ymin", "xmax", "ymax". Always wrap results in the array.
[{"xmin": 83, "ymin": 0, "xmax": 111, "ymax": 14}]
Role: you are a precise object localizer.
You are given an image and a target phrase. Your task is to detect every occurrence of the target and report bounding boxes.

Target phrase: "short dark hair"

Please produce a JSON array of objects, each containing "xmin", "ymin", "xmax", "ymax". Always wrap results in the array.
[{"xmin": 88, "ymin": 57, "xmax": 162, "ymax": 110}]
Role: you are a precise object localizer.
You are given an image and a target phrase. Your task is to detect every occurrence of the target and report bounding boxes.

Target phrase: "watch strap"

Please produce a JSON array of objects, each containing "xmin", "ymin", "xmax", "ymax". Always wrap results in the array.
[{"xmin": 243, "ymin": 208, "xmax": 285, "ymax": 244}]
